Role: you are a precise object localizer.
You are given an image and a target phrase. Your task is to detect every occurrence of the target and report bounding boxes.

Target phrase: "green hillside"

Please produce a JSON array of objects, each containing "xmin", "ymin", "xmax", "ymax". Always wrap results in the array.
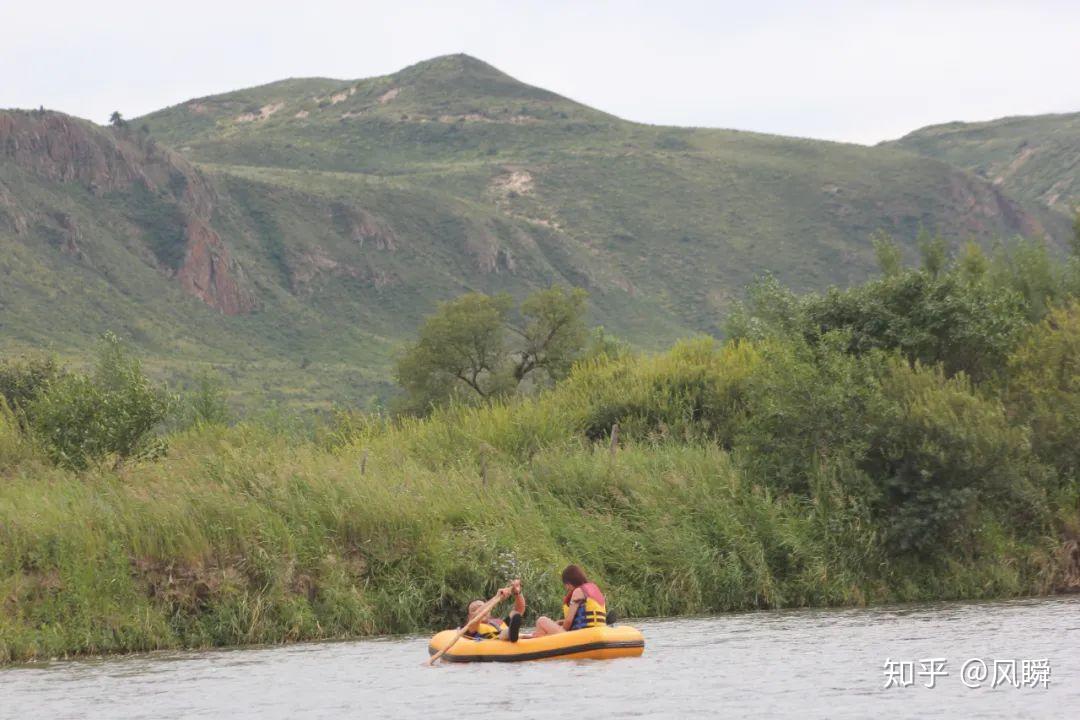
[
  {"xmin": 1, "ymin": 55, "xmax": 1072, "ymax": 408},
  {"xmin": 886, "ymin": 111, "xmax": 1080, "ymax": 215}
]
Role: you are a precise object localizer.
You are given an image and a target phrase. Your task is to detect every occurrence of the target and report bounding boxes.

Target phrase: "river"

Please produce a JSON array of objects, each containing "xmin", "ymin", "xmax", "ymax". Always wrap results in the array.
[{"xmin": 3, "ymin": 596, "xmax": 1077, "ymax": 719}]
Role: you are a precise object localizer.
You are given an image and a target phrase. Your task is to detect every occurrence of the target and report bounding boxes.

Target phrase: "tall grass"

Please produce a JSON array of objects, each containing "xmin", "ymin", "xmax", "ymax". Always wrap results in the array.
[{"xmin": 1, "ymin": 336, "xmax": 1070, "ymax": 662}]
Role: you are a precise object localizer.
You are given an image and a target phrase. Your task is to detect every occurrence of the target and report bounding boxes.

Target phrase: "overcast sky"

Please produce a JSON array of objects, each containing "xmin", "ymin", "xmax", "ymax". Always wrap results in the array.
[{"xmin": 7, "ymin": 0, "xmax": 1079, "ymax": 144}]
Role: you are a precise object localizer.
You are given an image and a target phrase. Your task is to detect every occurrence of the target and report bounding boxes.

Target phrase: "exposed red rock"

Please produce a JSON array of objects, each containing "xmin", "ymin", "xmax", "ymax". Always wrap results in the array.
[
  {"xmin": 1, "ymin": 111, "xmax": 147, "ymax": 193},
  {"xmin": 0, "ymin": 110, "xmax": 253, "ymax": 314},
  {"xmin": 947, "ymin": 172, "xmax": 1048, "ymax": 239},
  {"xmin": 176, "ymin": 217, "xmax": 255, "ymax": 315}
]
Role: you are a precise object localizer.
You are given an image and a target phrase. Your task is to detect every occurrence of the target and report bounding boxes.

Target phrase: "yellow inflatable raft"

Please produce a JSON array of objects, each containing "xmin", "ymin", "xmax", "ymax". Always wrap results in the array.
[{"xmin": 427, "ymin": 625, "xmax": 645, "ymax": 663}]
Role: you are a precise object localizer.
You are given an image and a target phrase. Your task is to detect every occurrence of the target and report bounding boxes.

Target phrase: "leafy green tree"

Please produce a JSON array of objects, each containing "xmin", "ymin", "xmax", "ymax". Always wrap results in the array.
[
  {"xmin": 734, "ymin": 334, "xmax": 886, "ymax": 492},
  {"xmin": 872, "ymin": 230, "xmax": 903, "ymax": 278},
  {"xmin": 989, "ymin": 238, "xmax": 1067, "ymax": 322},
  {"xmin": 956, "ymin": 240, "xmax": 989, "ymax": 285},
  {"xmin": 917, "ymin": 228, "xmax": 948, "ymax": 277},
  {"xmin": 733, "ymin": 262, "xmax": 1027, "ymax": 382},
  {"xmin": 806, "ymin": 270, "xmax": 1026, "ymax": 381},
  {"xmin": 0, "ymin": 355, "xmax": 62, "ymax": 418},
  {"xmin": 29, "ymin": 333, "xmax": 174, "ymax": 469},
  {"xmin": 733, "ymin": 336, "xmax": 1040, "ymax": 554},
  {"xmin": 396, "ymin": 292, "xmax": 513, "ymax": 410},
  {"xmin": 862, "ymin": 359, "xmax": 1039, "ymax": 554},
  {"xmin": 1006, "ymin": 301, "xmax": 1080, "ymax": 481},
  {"xmin": 109, "ymin": 111, "xmax": 126, "ymax": 129},
  {"xmin": 184, "ymin": 369, "xmax": 232, "ymax": 426},
  {"xmin": 725, "ymin": 275, "xmax": 806, "ymax": 342},
  {"xmin": 579, "ymin": 326, "xmax": 630, "ymax": 363},
  {"xmin": 396, "ymin": 287, "xmax": 589, "ymax": 412},
  {"xmin": 512, "ymin": 286, "xmax": 588, "ymax": 383}
]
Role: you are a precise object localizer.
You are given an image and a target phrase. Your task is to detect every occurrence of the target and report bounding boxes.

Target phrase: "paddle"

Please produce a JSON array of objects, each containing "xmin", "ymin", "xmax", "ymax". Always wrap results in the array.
[{"xmin": 428, "ymin": 589, "xmax": 506, "ymax": 666}]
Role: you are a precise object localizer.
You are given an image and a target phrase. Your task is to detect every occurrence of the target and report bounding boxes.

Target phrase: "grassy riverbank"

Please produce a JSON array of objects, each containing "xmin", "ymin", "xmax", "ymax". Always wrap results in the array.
[
  {"xmin": 2, "ymin": 340, "xmax": 1077, "ymax": 663},
  {"xmin": 3, "ymin": 243, "xmax": 1079, "ymax": 663}
]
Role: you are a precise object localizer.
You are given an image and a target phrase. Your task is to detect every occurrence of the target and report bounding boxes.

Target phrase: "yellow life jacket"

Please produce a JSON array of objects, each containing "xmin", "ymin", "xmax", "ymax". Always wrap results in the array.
[
  {"xmin": 562, "ymin": 582, "xmax": 607, "ymax": 630},
  {"xmin": 466, "ymin": 618, "xmax": 503, "ymax": 640}
]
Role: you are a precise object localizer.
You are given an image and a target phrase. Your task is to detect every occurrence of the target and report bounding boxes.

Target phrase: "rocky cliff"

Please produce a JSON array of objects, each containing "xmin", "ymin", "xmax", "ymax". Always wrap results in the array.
[{"xmin": 0, "ymin": 110, "xmax": 253, "ymax": 314}]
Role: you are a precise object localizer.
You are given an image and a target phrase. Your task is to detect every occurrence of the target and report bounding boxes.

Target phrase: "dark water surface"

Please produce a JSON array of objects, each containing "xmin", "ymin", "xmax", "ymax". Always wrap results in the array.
[{"xmin": 3, "ymin": 596, "xmax": 1077, "ymax": 719}]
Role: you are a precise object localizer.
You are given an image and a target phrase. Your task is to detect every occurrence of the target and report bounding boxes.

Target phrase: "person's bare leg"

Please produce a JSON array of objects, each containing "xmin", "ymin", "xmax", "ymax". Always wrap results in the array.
[{"xmin": 530, "ymin": 616, "xmax": 566, "ymax": 638}]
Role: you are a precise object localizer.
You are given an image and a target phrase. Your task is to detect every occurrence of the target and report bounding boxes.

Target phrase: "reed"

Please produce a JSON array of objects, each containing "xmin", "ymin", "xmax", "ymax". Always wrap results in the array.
[{"xmin": 1, "ymin": 334, "xmax": 1070, "ymax": 662}]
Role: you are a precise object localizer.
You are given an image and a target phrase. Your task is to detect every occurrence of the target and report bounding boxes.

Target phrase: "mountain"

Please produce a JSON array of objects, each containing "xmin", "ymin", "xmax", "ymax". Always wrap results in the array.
[
  {"xmin": 0, "ymin": 110, "xmax": 396, "ymax": 407},
  {"xmin": 886, "ymin": 111, "xmax": 1080, "ymax": 215},
  {"xmin": 1, "ymin": 55, "xmax": 1071, "ymax": 407}
]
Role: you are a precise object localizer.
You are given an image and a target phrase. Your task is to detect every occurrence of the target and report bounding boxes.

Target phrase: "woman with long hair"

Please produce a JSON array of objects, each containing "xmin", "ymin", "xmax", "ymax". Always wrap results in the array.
[{"xmin": 530, "ymin": 564, "xmax": 607, "ymax": 637}]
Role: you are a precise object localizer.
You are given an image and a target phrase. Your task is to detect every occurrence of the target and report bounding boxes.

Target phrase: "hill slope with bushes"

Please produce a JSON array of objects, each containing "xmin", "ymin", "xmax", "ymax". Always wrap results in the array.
[
  {"xmin": 886, "ymin": 111, "xmax": 1080, "ymax": 215},
  {"xmin": 2, "ymin": 55, "xmax": 1073, "ymax": 408}
]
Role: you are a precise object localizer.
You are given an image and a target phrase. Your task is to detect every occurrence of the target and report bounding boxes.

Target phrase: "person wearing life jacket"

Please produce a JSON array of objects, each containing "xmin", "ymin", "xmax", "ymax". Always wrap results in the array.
[
  {"xmin": 463, "ymin": 578, "xmax": 525, "ymax": 641},
  {"xmin": 531, "ymin": 564, "xmax": 607, "ymax": 637}
]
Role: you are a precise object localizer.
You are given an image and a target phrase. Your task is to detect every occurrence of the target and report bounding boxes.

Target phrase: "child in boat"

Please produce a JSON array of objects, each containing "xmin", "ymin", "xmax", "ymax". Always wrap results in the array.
[
  {"xmin": 530, "ymin": 564, "xmax": 607, "ymax": 637},
  {"xmin": 463, "ymin": 578, "xmax": 525, "ymax": 641}
]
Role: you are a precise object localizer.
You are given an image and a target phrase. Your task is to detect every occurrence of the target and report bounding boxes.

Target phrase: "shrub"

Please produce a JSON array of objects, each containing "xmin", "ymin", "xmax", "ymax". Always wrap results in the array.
[
  {"xmin": 988, "ymin": 238, "xmax": 1076, "ymax": 323},
  {"xmin": 563, "ymin": 337, "xmax": 759, "ymax": 445},
  {"xmin": 863, "ymin": 360, "xmax": 1041, "ymax": 554},
  {"xmin": 28, "ymin": 334, "xmax": 174, "ymax": 469},
  {"xmin": 733, "ymin": 334, "xmax": 883, "ymax": 493},
  {"xmin": 0, "ymin": 354, "xmax": 63, "ymax": 418},
  {"xmin": 181, "ymin": 370, "xmax": 232, "ymax": 427},
  {"xmin": 805, "ymin": 270, "xmax": 1027, "ymax": 381},
  {"xmin": 730, "ymin": 335, "xmax": 1042, "ymax": 554},
  {"xmin": 1006, "ymin": 302, "xmax": 1080, "ymax": 481},
  {"xmin": 0, "ymin": 397, "xmax": 35, "ymax": 470}
]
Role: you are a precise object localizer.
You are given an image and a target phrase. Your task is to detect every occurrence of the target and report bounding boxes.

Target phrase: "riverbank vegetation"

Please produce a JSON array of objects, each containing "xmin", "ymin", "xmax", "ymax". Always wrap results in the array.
[{"xmin": 2, "ymin": 234, "xmax": 1079, "ymax": 663}]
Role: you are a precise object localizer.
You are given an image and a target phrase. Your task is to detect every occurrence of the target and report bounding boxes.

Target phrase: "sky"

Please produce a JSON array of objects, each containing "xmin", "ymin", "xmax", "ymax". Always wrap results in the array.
[{"xmin": 6, "ymin": 0, "xmax": 1080, "ymax": 144}]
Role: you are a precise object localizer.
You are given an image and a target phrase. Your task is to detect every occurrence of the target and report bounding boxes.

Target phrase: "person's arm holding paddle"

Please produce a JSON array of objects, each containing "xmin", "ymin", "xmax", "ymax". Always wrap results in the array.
[
  {"xmin": 428, "ymin": 586, "xmax": 511, "ymax": 665},
  {"xmin": 463, "ymin": 586, "xmax": 512, "ymax": 634},
  {"xmin": 500, "ymin": 578, "xmax": 527, "ymax": 641},
  {"xmin": 509, "ymin": 578, "xmax": 525, "ymax": 616}
]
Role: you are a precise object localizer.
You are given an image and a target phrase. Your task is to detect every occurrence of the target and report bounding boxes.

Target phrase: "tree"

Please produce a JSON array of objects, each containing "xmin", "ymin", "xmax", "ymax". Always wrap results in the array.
[
  {"xmin": 395, "ymin": 287, "xmax": 589, "ymax": 412},
  {"xmin": 872, "ymin": 230, "xmax": 903, "ymax": 278},
  {"xmin": 29, "ymin": 333, "xmax": 173, "ymax": 469},
  {"xmin": 512, "ymin": 286, "xmax": 588, "ymax": 383},
  {"xmin": 805, "ymin": 269, "xmax": 1026, "ymax": 381},
  {"xmin": 0, "ymin": 355, "xmax": 62, "ymax": 417},
  {"xmin": 1006, "ymin": 301, "xmax": 1080, "ymax": 481},
  {"xmin": 956, "ymin": 240, "xmax": 989, "ymax": 285},
  {"xmin": 988, "ymin": 238, "xmax": 1065, "ymax": 322},
  {"xmin": 109, "ymin": 111, "xmax": 126, "ymax": 129},
  {"xmin": 917, "ymin": 228, "xmax": 948, "ymax": 277},
  {"xmin": 396, "ymin": 292, "xmax": 512, "ymax": 409},
  {"xmin": 184, "ymin": 369, "xmax": 231, "ymax": 427},
  {"xmin": 729, "ymin": 249, "xmax": 1029, "ymax": 382},
  {"xmin": 725, "ymin": 274, "xmax": 805, "ymax": 342}
]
